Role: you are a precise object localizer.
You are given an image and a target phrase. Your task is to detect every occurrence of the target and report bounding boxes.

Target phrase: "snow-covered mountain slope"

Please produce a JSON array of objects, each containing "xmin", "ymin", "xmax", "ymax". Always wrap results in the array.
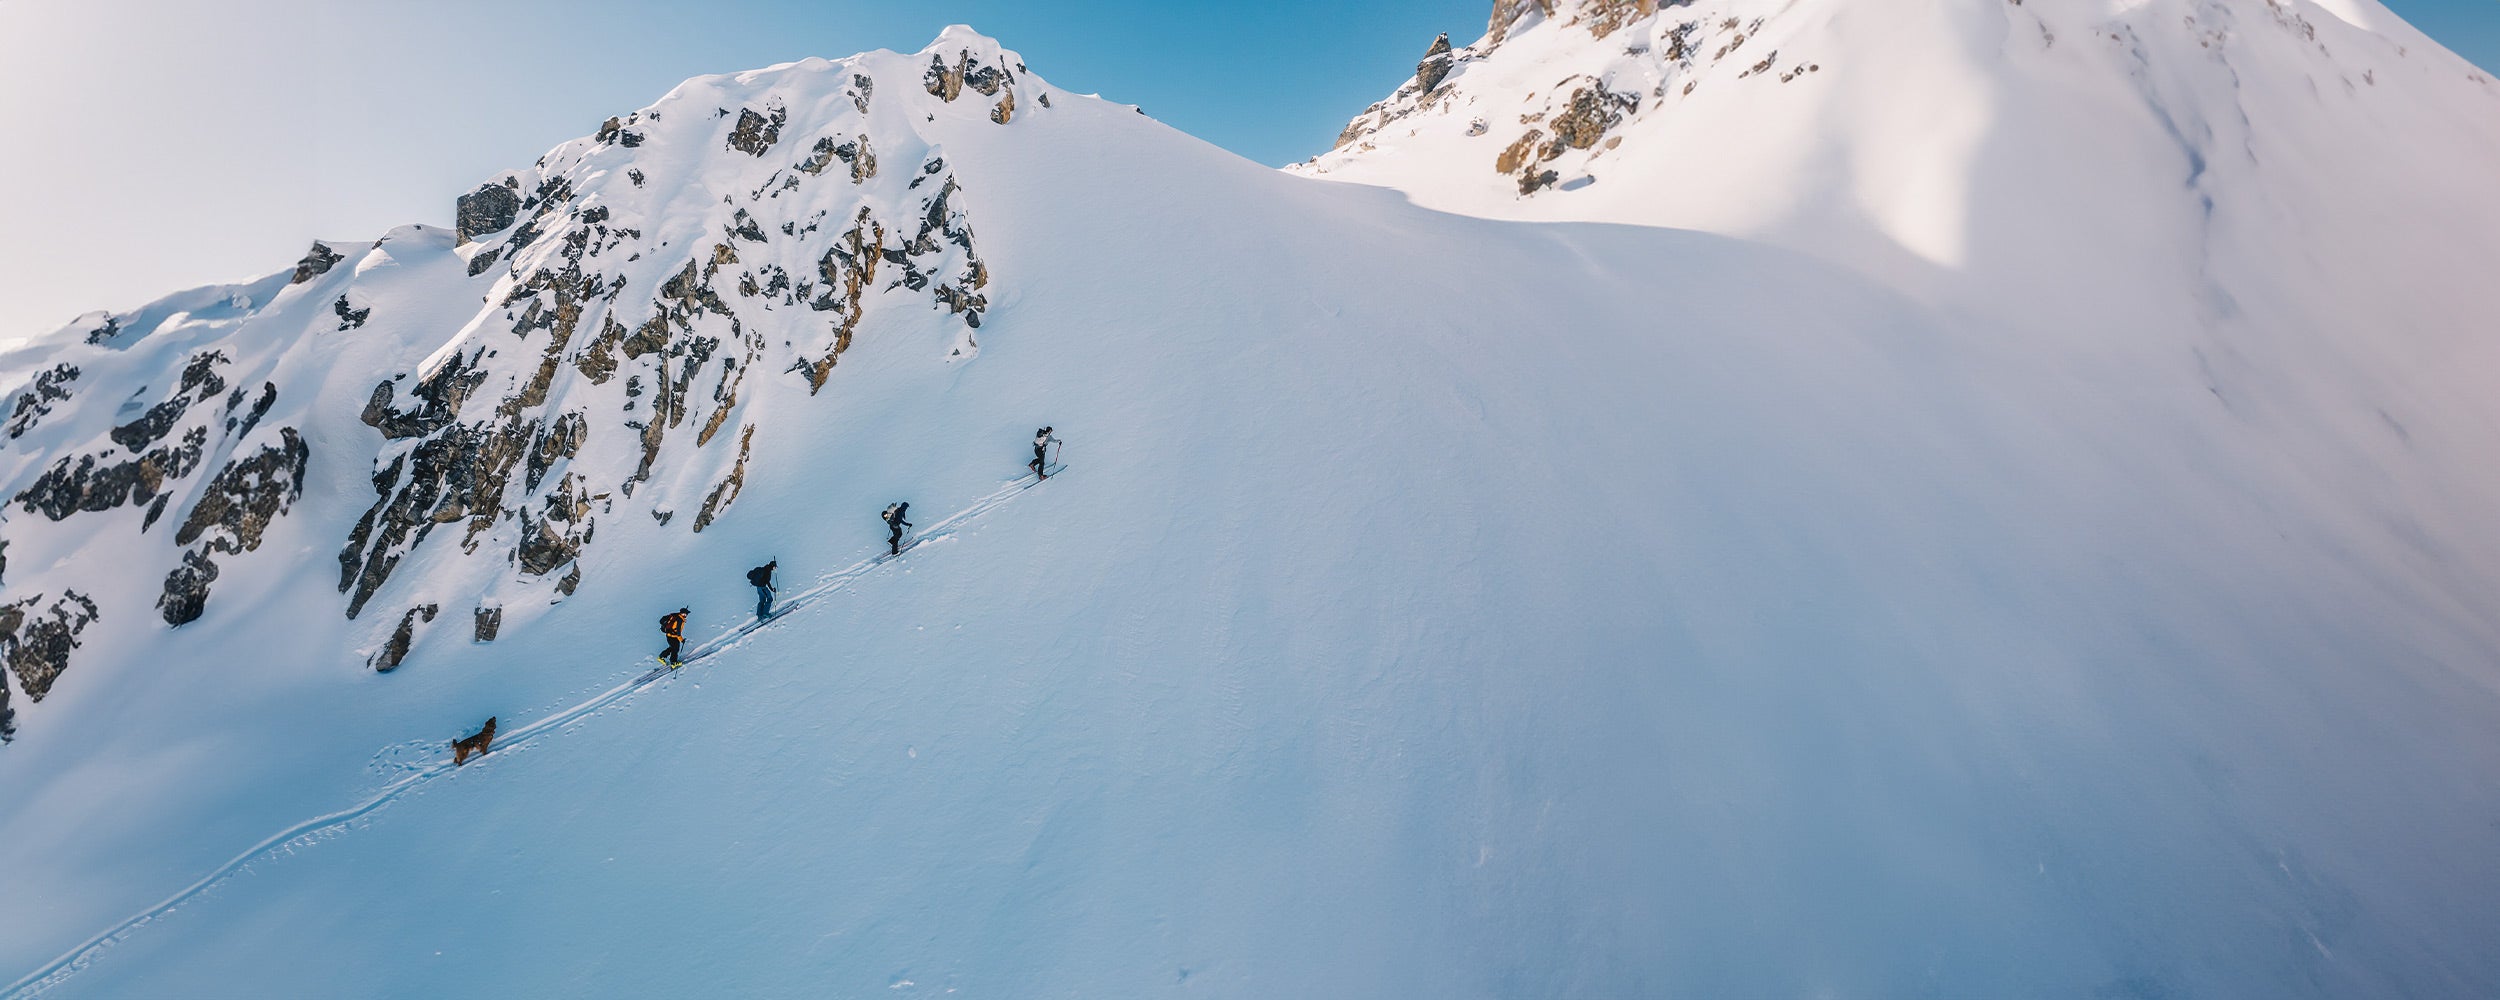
[
  {"xmin": 6, "ymin": 18, "xmax": 2500, "ymax": 1000},
  {"xmin": 0, "ymin": 26, "xmax": 1036, "ymax": 723},
  {"xmin": 1298, "ymin": 0, "xmax": 2500, "ymax": 432}
]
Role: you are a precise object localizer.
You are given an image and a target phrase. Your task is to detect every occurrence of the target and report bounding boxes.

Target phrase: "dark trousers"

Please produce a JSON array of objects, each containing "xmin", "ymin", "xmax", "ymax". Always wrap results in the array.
[
  {"xmin": 661, "ymin": 636, "xmax": 683, "ymax": 663},
  {"xmin": 755, "ymin": 585, "xmax": 774, "ymax": 619},
  {"xmin": 888, "ymin": 527, "xmax": 904, "ymax": 554}
]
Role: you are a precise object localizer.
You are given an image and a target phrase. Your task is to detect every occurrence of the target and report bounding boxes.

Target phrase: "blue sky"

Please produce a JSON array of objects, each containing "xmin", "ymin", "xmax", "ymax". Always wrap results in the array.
[{"xmin": 0, "ymin": 0, "xmax": 2491, "ymax": 342}]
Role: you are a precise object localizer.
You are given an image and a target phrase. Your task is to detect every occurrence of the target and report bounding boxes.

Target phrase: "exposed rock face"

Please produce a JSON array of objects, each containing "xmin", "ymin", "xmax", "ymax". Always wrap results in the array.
[
  {"xmin": 175, "ymin": 428, "xmax": 310, "ymax": 556},
  {"xmin": 15, "ymin": 427, "xmax": 209, "ymax": 522},
  {"xmin": 925, "ymin": 53, "xmax": 965, "ymax": 101},
  {"xmin": 728, "ymin": 106, "xmax": 786, "ymax": 156},
  {"xmin": 369, "ymin": 604, "xmax": 438, "ymax": 672},
  {"xmin": 8, "ymin": 364, "xmax": 78, "ymax": 439},
  {"xmin": 1488, "ymin": 0, "xmax": 1558, "ymax": 43},
  {"xmin": 1, "ymin": 592, "xmax": 100, "ymax": 702},
  {"xmin": 334, "ymin": 295, "xmax": 371, "ymax": 330},
  {"xmin": 1578, "ymin": 0, "xmax": 1659, "ymax": 38},
  {"xmin": 691, "ymin": 424, "xmax": 754, "ymax": 532},
  {"xmin": 140, "ymin": 427, "xmax": 311, "ymax": 623},
  {"xmin": 78, "ymin": 314, "xmax": 121, "ymax": 346},
  {"xmin": 290, "ymin": 242, "xmax": 346, "ymax": 284},
  {"xmin": 158, "ymin": 551, "xmax": 219, "ymax": 627},
  {"xmin": 1497, "ymin": 129, "xmax": 1547, "ymax": 176},
  {"xmin": 360, "ymin": 355, "xmax": 488, "ymax": 441},
  {"xmin": 923, "ymin": 45, "xmax": 1024, "ymax": 126},
  {"xmin": 1319, "ymin": 0, "xmax": 1666, "ymax": 169},
  {"xmin": 1482, "ymin": 81, "xmax": 1638, "ymax": 194},
  {"xmin": 1417, "ymin": 34, "xmax": 1457, "ymax": 93},
  {"xmin": 1547, "ymin": 84, "xmax": 1637, "ymax": 150},
  {"xmin": 456, "ymin": 181, "xmax": 521, "ymax": 245},
  {"xmin": 5, "ymin": 31, "xmax": 1024, "ymax": 723}
]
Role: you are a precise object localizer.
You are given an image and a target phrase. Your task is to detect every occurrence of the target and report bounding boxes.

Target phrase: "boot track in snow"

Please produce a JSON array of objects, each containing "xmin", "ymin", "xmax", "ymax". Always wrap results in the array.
[{"xmin": 0, "ymin": 468, "xmax": 1064, "ymax": 1000}]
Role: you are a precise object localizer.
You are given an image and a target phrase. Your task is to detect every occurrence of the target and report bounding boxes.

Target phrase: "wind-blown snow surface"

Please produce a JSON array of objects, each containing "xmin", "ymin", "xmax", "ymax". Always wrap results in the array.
[{"xmin": 5, "ymin": 21, "xmax": 2500, "ymax": 1000}]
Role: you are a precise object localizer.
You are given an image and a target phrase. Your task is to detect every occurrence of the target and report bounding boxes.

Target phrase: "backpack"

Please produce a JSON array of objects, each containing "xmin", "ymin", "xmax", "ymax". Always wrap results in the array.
[{"xmin": 747, "ymin": 565, "xmax": 771, "ymax": 587}]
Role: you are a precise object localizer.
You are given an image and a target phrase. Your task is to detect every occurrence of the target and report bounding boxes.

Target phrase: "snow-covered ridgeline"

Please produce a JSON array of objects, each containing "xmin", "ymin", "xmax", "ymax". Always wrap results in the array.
[{"xmin": 0, "ymin": 28, "xmax": 1048, "ymax": 736}]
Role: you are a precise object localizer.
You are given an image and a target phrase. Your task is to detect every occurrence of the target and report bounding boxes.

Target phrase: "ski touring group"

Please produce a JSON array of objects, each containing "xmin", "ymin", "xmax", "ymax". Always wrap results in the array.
[{"xmin": 448, "ymin": 429, "xmax": 1065, "ymax": 766}]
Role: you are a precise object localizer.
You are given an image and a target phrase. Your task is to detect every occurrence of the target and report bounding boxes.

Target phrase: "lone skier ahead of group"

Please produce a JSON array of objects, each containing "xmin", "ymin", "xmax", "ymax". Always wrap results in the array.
[
  {"xmin": 1030, "ymin": 426, "xmax": 1059, "ymax": 480},
  {"xmin": 658, "ymin": 607, "xmax": 689, "ymax": 667},
  {"xmin": 748, "ymin": 560, "xmax": 777, "ymax": 619},
  {"xmin": 882, "ymin": 502, "xmax": 911, "ymax": 556}
]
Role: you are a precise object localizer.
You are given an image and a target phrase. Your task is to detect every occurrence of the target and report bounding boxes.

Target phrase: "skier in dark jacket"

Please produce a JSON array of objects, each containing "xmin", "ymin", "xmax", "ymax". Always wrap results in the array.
[
  {"xmin": 1030, "ymin": 426, "xmax": 1058, "ymax": 480},
  {"xmin": 882, "ymin": 502, "xmax": 912, "ymax": 555},
  {"xmin": 747, "ymin": 560, "xmax": 777, "ymax": 619},
  {"xmin": 658, "ymin": 607, "xmax": 689, "ymax": 667}
]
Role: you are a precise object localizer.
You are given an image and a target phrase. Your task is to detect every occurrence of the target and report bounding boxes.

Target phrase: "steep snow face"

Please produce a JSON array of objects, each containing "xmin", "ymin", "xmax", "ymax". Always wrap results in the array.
[
  {"xmin": 1299, "ymin": 0, "xmax": 2500, "ymax": 356},
  {"xmin": 6, "ymin": 19, "xmax": 2500, "ymax": 1000},
  {"xmin": 0, "ymin": 27, "xmax": 1048, "ymax": 731}
]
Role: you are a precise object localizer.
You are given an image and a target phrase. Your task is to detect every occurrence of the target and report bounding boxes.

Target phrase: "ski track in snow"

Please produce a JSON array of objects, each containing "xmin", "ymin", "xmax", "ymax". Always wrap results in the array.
[{"xmin": 0, "ymin": 469, "xmax": 1061, "ymax": 1000}]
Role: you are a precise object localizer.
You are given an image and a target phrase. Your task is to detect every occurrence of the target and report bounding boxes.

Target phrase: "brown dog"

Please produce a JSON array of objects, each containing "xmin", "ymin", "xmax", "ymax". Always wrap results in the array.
[{"xmin": 451, "ymin": 717, "xmax": 497, "ymax": 766}]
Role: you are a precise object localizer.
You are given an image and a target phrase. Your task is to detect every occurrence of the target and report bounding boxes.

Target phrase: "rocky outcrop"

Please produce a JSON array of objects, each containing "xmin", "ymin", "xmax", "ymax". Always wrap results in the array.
[
  {"xmin": 369, "ymin": 604, "xmax": 438, "ymax": 672},
  {"xmin": 339, "ymin": 404, "xmax": 552, "ymax": 617},
  {"xmin": 925, "ymin": 53, "xmax": 965, "ymax": 101},
  {"xmin": 1489, "ymin": 0, "xmax": 1558, "ymax": 43},
  {"xmin": 691, "ymin": 424, "xmax": 754, "ymax": 533},
  {"xmin": 1417, "ymin": 34, "xmax": 1457, "ymax": 93},
  {"xmin": 15, "ymin": 428, "xmax": 209, "ymax": 523},
  {"xmin": 1497, "ymin": 129, "xmax": 1546, "ymax": 176},
  {"xmin": 456, "ymin": 181, "xmax": 521, "ymax": 245},
  {"xmin": 158, "ymin": 551, "xmax": 219, "ymax": 627},
  {"xmin": 796, "ymin": 135, "xmax": 875, "ymax": 183},
  {"xmin": 109, "ymin": 351, "xmax": 224, "ymax": 452},
  {"xmin": 334, "ymin": 295, "xmax": 371, "ymax": 330},
  {"xmin": 728, "ymin": 106, "xmax": 786, "ymax": 156},
  {"xmin": 1547, "ymin": 84, "xmax": 1637, "ymax": 150},
  {"xmin": 175, "ymin": 428, "xmax": 309, "ymax": 556},
  {"xmin": 360, "ymin": 354, "xmax": 488, "ymax": 440},
  {"xmin": 7, "ymin": 364, "xmax": 78, "ymax": 439},
  {"xmin": 1490, "ymin": 0, "xmax": 1656, "ymax": 42},
  {"xmin": 290, "ymin": 242, "xmax": 345, "ymax": 284},
  {"xmin": 796, "ymin": 209, "xmax": 884, "ymax": 391},
  {"xmin": 77, "ymin": 314, "xmax": 122, "ymax": 345},
  {"xmin": 595, "ymin": 115, "xmax": 647, "ymax": 147},
  {"xmin": 1, "ymin": 592, "xmax": 99, "ymax": 703},
  {"xmin": 0, "ymin": 33, "xmax": 1026, "ymax": 739},
  {"xmin": 924, "ymin": 46, "xmax": 1021, "ymax": 126},
  {"xmin": 142, "ymin": 427, "xmax": 310, "ymax": 624},
  {"xmin": 1485, "ymin": 82, "xmax": 1637, "ymax": 195},
  {"xmin": 1577, "ymin": 0, "xmax": 1659, "ymax": 38}
]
